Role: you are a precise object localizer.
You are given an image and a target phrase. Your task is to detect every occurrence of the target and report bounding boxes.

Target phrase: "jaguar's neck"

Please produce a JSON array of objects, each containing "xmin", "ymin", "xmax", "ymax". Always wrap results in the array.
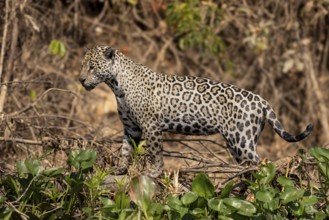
[{"xmin": 105, "ymin": 54, "xmax": 158, "ymax": 97}]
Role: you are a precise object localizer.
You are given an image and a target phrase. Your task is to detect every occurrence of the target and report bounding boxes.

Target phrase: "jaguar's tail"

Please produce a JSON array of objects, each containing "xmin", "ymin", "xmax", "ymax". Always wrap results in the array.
[{"xmin": 265, "ymin": 106, "xmax": 313, "ymax": 142}]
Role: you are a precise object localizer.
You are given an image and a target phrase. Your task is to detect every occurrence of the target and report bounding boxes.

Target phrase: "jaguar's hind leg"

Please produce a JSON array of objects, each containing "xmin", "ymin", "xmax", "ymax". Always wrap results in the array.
[
  {"xmin": 226, "ymin": 132, "xmax": 260, "ymax": 165},
  {"xmin": 227, "ymin": 142, "xmax": 260, "ymax": 164}
]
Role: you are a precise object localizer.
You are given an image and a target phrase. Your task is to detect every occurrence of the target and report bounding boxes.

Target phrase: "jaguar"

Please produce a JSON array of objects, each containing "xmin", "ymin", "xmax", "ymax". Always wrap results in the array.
[{"xmin": 79, "ymin": 45, "xmax": 313, "ymax": 178}]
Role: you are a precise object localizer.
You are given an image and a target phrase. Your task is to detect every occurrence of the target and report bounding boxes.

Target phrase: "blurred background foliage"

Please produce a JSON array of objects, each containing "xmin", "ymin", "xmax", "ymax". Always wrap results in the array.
[{"xmin": 166, "ymin": 0, "xmax": 225, "ymax": 54}]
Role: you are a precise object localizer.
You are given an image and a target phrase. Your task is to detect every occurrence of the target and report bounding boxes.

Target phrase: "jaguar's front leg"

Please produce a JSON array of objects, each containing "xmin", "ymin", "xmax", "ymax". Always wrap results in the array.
[
  {"xmin": 114, "ymin": 128, "xmax": 142, "ymax": 175},
  {"xmin": 143, "ymin": 128, "xmax": 164, "ymax": 178}
]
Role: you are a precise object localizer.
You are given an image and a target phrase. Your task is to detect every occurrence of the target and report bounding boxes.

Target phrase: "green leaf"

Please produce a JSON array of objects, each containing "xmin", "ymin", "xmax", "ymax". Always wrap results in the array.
[
  {"xmin": 288, "ymin": 202, "xmax": 304, "ymax": 217},
  {"xmin": 208, "ymin": 198, "xmax": 232, "ymax": 215},
  {"xmin": 0, "ymin": 208, "xmax": 13, "ymax": 220},
  {"xmin": 310, "ymin": 147, "xmax": 329, "ymax": 180},
  {"xmin": 310, "ymin": 147, "xmax": 329, "ymax": 162},
  {"xmin": 147, "ymin": 202, "xmax": 164, "ymax": 218},
  {"xmin": 300, "ymin": 195, "xmax": 318, "ymax": 207},
  {"xmin": 190, "ymin": 207, "xmax": 204, "ymax": 216},
  {"xmin": 237, "ymin": 210, "xmax": 256, "ymax": 217},
  {"xmin": 0, "ymin": 196, "xmax": 7, "ymax": 205},
  {"xmin": 75, "ymin": 150, "xmax": 96, "ymax": 170},
  {"xmin": 83, "ymin": 207, "xmax": 92, "ymax": 216},
  {"xmin": 280, "ymin": 189, "xmax": 305, "ymax": 204},
  {"xmin": 29, "ymin": 89, "xmax": 37, "ymax": 101},
  {"xmin": 25, "ymin": 158, "xmax": 42, "ymax": 176},
  {"xmin": 67, "ymin": 150, "xmax": 80, "ymax": 168},
  {"xmin": 115, "ymin": 192, "xmax": 130, "ymax": 209},
  {"xmin": 132, "ymin": 139, "xmax": 146, "ymax": 163},
  {"xmin": 315, "ymin": 211, "xmax": 328, "ymax": 220},
  {"xmin": 255, "ymin": 189, "xmax": 274, "ymax": 202},
  {"xmin": 1, "ymin": 176, "xmax": 20, "ymax": 196},
  {"xmin": 258, "ymin": 163, "xmax": 276, "ymax": 185},
  {"xmin": 192, "ymin": 173, "xmax": 215, "ymax": 198},
  {"xmin": 16, "ymin": 159, "xmax": 43, "ymax": 177},
  {"xmin": 277, "ymin": 176, "xmax": 294, "ymax": 187},
  {"xmin": 223, "ymin": 198, "xmax": 257, "ymax": 214},
  {"xmin": 100, "ymin": 197, "xmax": 116, "ymax": 207},
  {"xmin": 129, "ymin": 175, "xmax": 157, "ymax": 211},
  {"xmin": 167, "ymin": 195, "xmax": 188, "ymax": 217},
  {"xmin": 243, "ymin": 177, "xmax": 257, "ymax": 187},
  {"xmin": 304, "ymin": 205, "xmax": 318, "ymax": 215},
  {"xmin": 49, "ymin": 39, "xmax": 66, "ymax": 57},
  {"xmin": 67, "ymin": 150, "xmax": 96, "ymax": 171},
  {"xmin": 208, "ymin": 198, "xmax": 223, "ymax": 211},
  {"xmin": 42, "ymin": 167, "xmax": 65, "ymax": 177},
  {"xmin": 219, "ymin": 180, "xmax": 234, "ymax": 198},
  {"xmin": 194, "ymin": 197, "xmax": 208, "ymax": 209},
  {"xmin": 118, "ymin": 210, "xmax": 127, "ymax": 220},
  {"xmin": 16, "ymin": 160, "xmax": 28, "ymax": 178},
  {"xmin": 318, "ymin": 162, "xmax": 329, "ymax": 179},
  {"xmin": 136, "ymin": 140, "xmax": 146, "ymax": 155},
  {"xmin": 263, "ymin": 197, "xmax": 280, "ymax": 212},
  {"xmin": 59, "ymin": 41, "xmax": 66, "ymax": 56},
  {"xmin": 181, "ymin": 192, "xmax": 198, "ymax": 205},
  {"xmin": 218, "ymin": 216, "xmax": 234, "ymax": 220},
  {"xmin": 167, "ymin": 195, "xmax": 182, "ymax": 207}
]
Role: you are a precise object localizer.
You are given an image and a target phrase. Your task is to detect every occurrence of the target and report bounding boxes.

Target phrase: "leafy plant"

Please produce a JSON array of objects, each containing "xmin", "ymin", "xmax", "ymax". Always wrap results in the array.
[
  {"xmin": 246, "ymin": 161, "xmax": 328, "ymax": 219},
  {"xmin": 131, "ymin": 139, "xmax": 146, "ymax": 166},
  {"xmin": 83, "ymin": 167, "xmax": 109, "ymax": 216},
  {"xmin": 49, "ymin": 39, "xmax": 66, "ymax": 57},
  {"xmin": 67, "ymin": 149, "xmax": 96, "ymax": 172},
  {"xmin": 0, "ymin": 147, "xmax": 328, "ymax": 219},
  {"xmin": 310, "ymin": 147, "xmax": 329, "ymax": 217},
  {"xmin": 166, "ymin": 0, "xmax": 224, "ymax": 54},
  {"xmin": 165, "ymin": 173, "xmax": 256, "ymax": 219},
  {"xmin": 29, "ymin": 89, "xmax": 37, "ymax": 101},
  {"xmin": 129, "ymin": 175, "xmax": 162, "ymax": 219},
  {"xmin": 310, "ymin": 147, "xmax": 329, "ymax": 186}
]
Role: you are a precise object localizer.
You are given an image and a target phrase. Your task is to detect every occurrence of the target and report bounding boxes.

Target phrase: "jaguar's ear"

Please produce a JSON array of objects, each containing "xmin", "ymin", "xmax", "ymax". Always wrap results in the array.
[{"xmin": 104, "ymin": 47, "xmax": 116, "ymax": 60}]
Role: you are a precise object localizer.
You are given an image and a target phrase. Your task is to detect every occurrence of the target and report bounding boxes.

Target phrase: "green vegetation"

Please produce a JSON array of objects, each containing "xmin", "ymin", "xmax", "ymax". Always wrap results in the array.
[
  {"xmin": 49, "ymin": 39, "xmax": 66, "ymax": 57},
  {"xmin": 166, "ymin": 0, "xmax": 224, "ymax": 54},
  {"xmin": 131, "ymin": 139, "xmax": 146, "ymax": 166},
  {"xmin": 0, "ymin": 147, "xmax": 328, "ymax": 219}
]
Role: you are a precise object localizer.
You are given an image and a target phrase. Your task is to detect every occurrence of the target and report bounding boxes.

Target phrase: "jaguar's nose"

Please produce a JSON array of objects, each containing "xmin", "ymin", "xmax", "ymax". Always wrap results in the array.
[{"xmin": 79, "ymin": 78, "xmax": 86, "ymax": 84}]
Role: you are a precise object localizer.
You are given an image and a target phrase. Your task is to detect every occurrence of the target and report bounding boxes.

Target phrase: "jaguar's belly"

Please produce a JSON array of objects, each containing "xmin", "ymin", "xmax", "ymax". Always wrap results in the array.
[{"xmin": 161, "ymin": 116, "xmax": 219, "ymax": 135}]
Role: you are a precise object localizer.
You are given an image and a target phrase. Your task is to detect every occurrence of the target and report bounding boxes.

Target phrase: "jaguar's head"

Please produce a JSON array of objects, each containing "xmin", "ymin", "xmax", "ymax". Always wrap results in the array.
[{"xmin": 79, "ymin": 46, "xmax": 117, "ymax": 91}]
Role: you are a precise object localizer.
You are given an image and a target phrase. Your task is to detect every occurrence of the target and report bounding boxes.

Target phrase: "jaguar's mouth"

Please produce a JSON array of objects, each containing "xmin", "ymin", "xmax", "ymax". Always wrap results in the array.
[
  {"xmin": 82, "ymin": 84, "xmax": 96, "ymax": 91},
  {"xmin": 79, "ymin": 78, "xmax": 96, "ymax": 91}
]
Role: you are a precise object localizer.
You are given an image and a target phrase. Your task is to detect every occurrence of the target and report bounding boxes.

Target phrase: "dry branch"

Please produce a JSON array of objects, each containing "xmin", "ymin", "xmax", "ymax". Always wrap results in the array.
[
  {"xmin": 304, "ymin": 45, "xmax": 329, "ymax": 143},
  {"xmin": 0, "ymin": 0, "xmax": 19, "ymax": 113},
  {"xmin": 0, "ymin": 137, "xmax": 42, "ymax": 145},
  {"xmin": 0, "ymin": 0, "xmax": 9, "ymax": 82}
]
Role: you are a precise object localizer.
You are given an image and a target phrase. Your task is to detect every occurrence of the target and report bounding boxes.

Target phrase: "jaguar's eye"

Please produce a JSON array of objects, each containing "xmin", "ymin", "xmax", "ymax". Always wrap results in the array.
[{"xmin": 88, "ymin": 61, "xmax": 95, "ymax": 70}]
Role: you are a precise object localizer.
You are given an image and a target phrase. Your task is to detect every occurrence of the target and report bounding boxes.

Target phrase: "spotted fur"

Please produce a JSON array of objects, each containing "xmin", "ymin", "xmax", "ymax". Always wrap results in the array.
[{"xmin": 79, "ymin": 46, "xmax": 313, "ymax": 178}]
